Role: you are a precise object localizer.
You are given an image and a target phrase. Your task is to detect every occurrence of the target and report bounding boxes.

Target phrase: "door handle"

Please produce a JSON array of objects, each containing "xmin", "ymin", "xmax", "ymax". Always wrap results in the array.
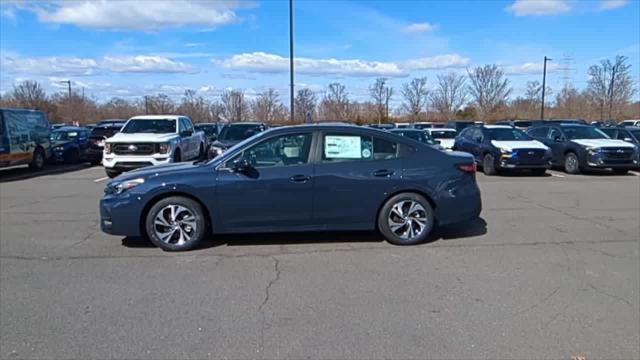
[
  {"xmin": 290, "ymin": 174, "xmax": 310, "ymax": 183},
  {"xmin": 373, "ymin": 169, "xmax": 394, "ymax": 177}
]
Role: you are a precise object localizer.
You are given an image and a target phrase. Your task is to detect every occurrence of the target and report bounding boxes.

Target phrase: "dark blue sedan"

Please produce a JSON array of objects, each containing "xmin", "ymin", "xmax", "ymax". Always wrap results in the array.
[
  {"xmin": 100, "ymin": 124, "xmax": 482, "ymax": 251},
  {"xmin": 50, "ymin": 126, "xmax": 91, "ymax": 163}
]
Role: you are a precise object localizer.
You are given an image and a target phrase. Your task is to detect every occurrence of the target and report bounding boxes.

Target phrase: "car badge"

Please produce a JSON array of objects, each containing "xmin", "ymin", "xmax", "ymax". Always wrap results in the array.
[
  {"xmin": 528, "ymin": 151, "xmax": 534, "ymax": 155},
  {"xmin": 128, "ymin": 144, "xmax": 138, "ymax": 151},
  {"xmin": 616, "ymin": 149, "xmax": 624, "ymax": 153}
]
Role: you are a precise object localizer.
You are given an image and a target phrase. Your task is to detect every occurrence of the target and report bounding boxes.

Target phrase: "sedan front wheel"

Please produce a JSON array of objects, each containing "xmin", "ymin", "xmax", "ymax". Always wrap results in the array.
[{"xmin": 145, "ymin": 196, "xmax": 207, "ymax": 251}]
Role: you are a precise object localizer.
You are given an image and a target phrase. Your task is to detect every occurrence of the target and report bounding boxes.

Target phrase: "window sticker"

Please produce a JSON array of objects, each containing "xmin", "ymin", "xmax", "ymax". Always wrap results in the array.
[
  {"xmin": 362, "ymin": 148, "xmax": 371, "ymax": 158},
  {"xmin": 325, "ymin": 135, "xmax": 362, "ymax": 158}
]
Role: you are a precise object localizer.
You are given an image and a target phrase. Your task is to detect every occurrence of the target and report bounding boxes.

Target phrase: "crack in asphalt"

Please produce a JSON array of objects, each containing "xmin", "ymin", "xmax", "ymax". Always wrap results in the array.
[
  {"xmin": 0, "ymin": 239, "xmax": 637, "ymax": 262},
  {"xmin": 257, "ymin": 257, "xmax": 281, "ymax": 354},
  {"xmin": 587, "ymin": 283, "xmax": 634, "ymax": 308},
  {"xmin": 514, "ymin": 286, "xmax": 561, "ymax": 316}
]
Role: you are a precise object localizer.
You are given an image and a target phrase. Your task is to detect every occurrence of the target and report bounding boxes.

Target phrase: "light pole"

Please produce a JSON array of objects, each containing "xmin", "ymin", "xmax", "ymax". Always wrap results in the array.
[
  {"xmin": 540, "ymin": 56, "xmax": 551, "ymax": 120},
  {"xmin": 289, "ymin": 0, "xmax": 295, "ymax": 123}
]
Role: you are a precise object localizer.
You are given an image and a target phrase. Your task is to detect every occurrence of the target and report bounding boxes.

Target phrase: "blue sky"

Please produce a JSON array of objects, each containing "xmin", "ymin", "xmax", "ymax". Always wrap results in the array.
[{"xmin": 1, "ymin": 0, "xmax": 638, "ymax": 106}]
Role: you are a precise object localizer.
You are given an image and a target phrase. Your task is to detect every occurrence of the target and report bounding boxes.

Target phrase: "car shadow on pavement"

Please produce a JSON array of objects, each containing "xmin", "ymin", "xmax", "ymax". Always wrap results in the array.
[
  {"xmin": 121, "ymin": 218, "xmax": 488, "ymax": 250},
  {"xmin": 0, "ymin": 163, "xmax": 92, "ymax": 183},
  {"xmin": 493, "ymin": 170, "xmax": 552, "ymax": 178}
]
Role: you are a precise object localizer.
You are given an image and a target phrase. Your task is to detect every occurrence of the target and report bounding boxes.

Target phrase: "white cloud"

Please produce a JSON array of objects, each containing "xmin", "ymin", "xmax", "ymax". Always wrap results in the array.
[
  {"xmin": 506, "ymin": 0, "xmax": 570, "ymax": 16},
  {"xmin": 22, "ymin": 0, "xmax": 249, "ymax": 31},
  {"xmin": 402, "ymin": 22, "xmax": 437, "ymax": 33},
  {"xmin": 214, "ymin": 52, "xmax": 470, "ymax": 77},
  {"xmin": 503, "ymin": 61, "xmax": 560, "ymax": 75},
  {"xmin": 403, "ymin": 54, "xmax": 470, "ymax": 70},
  {"xmin": 600, "ymin": 0, "xmax": 628, "ymax": 9},
  {"xmin": 2, "ymin": 53, "xmax": 197, "ymax": 76},
  {"xmin": 102, "ymin": 56, "xmax": 196, "ymax": 73}
]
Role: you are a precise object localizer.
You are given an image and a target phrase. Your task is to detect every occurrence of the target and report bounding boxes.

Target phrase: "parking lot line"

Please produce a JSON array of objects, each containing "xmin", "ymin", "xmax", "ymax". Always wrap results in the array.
[
  {"xmin": 93, "ymin": 176, "xmax": 109, "ymax": 183},
  {"xmin": 548, "ymin": 171, "xmax": 565, "ymax": 178}
]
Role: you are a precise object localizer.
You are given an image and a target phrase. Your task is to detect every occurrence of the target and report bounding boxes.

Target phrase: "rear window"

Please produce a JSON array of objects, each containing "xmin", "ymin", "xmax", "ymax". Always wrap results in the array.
[{"xmin": 430, "ymin": 130, "xmax": 456, "ymax": 139}]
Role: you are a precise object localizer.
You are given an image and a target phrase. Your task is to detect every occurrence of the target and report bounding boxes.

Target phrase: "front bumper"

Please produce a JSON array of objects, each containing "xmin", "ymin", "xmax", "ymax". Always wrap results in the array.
[
  {"xmin": 585, "ymin": 152, "xmax": 638, "ymax": 169},
  {"xmin": 103, "ymin": 154, "xmax": 172, "ymax": 171},
  {"xmin": 100, "ymin": 193, "xmax": 144, "ymax": 237},
  {"xmin": 497, "ymin": 153, "xmax": 552, "ymax": 170}
]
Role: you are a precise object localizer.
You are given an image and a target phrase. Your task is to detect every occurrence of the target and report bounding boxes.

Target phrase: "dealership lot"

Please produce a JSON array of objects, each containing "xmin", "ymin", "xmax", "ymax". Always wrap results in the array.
[{"xmin": 1, "ymin": 166, "xmax": 639, "ymax": 359}]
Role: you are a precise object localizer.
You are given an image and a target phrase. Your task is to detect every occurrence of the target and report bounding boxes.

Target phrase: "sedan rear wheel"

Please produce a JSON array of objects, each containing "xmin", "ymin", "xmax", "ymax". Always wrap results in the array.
[
  {"xmin": 378, "ymin": 193, "xmax": 434, "ymax": 245},
  {"xmin": 145, "ymin": 196, "xmax": 206, "ymax": 251}
]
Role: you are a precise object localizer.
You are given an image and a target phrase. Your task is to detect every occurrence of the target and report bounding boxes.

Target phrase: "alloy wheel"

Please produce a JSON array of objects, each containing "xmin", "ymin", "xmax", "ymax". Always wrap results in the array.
[
  {"xmin": 387, "ymin": 200, "xmax": 428, "ymax": 240},
  {"xmin": 153, "ymin": 204, "xmax": 198, "ymax": 246}
]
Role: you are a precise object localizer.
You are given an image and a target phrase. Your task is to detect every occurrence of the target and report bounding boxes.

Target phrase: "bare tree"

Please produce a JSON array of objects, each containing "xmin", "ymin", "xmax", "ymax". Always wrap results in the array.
[
  {"xmin": 99, "ymin": 97, "xmax": 141, "ymax": 120},
  {"xmin": 209, "ymin": 100, "xmax": 225, "ymax": 122},
  {"xmin": 467, "ymin": 64, "xmax": 512, "ymax": 121},
  {"xmin": 251, "ymin": 88, "xmax": 281, "ymax": 123},
  {"xmin": 177, "ymin": 89, "xmax": 210, "ymax": 122},
  {"xmin": 294, "ymin": 88, "xmax": 317, "ymax": 123},
  {"xmin": 221, "ymin": 89, "xmax": 249, "ymax": 122},
  {"xmin": 431, "ymin": 72, "xmax": 467, "ymax": 121},
  {"xmin": 401, "ymin": 77, "xmax": 429, "ymax": 121},
  {"xmin": 369, "ymin": 78, "xmax": 393, "ymax": 123},
  {"xmin": 586, "ymin": 55, "xmax": 636, "ymax": 120},
  {"xmin": 8, "ymin": 80, "xmax": 51, "ymax": 110},
  {"xmin": 319, "ymin": 83, "xmax": 350, "ymax": 121}
]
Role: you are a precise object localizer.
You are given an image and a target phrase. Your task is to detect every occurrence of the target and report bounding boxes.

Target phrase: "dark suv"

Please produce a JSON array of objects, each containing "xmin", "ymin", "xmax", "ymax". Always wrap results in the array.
[
  {"xmin": 87, "ymin": 122, "xmax": 125, "ymax": 165},
  {"xmin": 453, "ymin": 125, "xmax": 552, "ymax": 175},
  {"xmin": 209, "ymin": 122, "xmax": 266, "ymax": 156},
  {"xmin": 527, "ymin": 124, "xmax": 638, "ymax": 174}
]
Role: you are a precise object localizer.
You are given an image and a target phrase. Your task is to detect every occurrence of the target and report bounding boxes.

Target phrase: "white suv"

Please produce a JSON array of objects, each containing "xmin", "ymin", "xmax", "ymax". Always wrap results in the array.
[{"xmin": 103, "ymin": 115, "xmax": 206, "ymax": 178}]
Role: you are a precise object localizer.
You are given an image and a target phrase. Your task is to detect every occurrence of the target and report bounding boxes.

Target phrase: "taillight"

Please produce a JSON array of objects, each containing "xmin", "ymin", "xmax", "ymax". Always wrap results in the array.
[{"xmin": 457, "ymin": 163, "xmax": 476, "ymax": 173}]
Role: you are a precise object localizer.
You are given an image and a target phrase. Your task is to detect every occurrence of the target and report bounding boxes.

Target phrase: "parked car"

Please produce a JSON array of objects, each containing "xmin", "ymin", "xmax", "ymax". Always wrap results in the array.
[
  {"xmin": 527, "ymin": 124, "xmax": 638, "ymax": 174},
  {"xmin": 619, "ymin": 119, "xmax": 640, "ymax": 127},
  {"xmin": 425, "ymin": 128, "xmax": 457, "ymax": 150},
  {"xmin": 388, "ymin": 129, "xmax": 442, "ymax": 150},
  {"xmin": 86, "ymin": 123, "xmax": 124, "ymax": 165},
  {"xmin": 598, "ymin": 126, "xmax": 640, "ymax": 146},
  {"xmin": 368, "ymin": 123, "xmax": 395, "ymax": 130},
  {"xmin": 103, "ymin": 115, "xmax": 206, "ymax": 178},
  {"xmin": 453, "ymin": 125, "xmax": 552, "ymax": 175},
  {"xmin": 431, "ymin": 123, "xmax": 446, "ymax": 128},
  {"xmin": 394, "ymin": 122, "xmax": 411, "ymax": 129},
  {"xmin": 446, "ymin": 120, "xmax": 475, "ymax": 133},
  {"xmin": 209, "ymin": 122, "xmax": 266, "ymax": 157},
  {"xmin": 50, "ymin": 123, "xmax": 69, "ymax": 130},
  {"xmin": 412, "ymin": 122, "xmax": 433, "ymax": 129},
  {"xmin": 194, "ymin": 123, "xmax": 220, "ymax": 143},
  {"xmin": 50, "ymin": 126, "xmax": 91, "ymax": 163},
  {"xmin": 100, "ymin": 124, "xmax": 481, "ymax": 251},
  {"xmin": 0, "ymin": 108, "xmax": 51, "ymax": 170},
  {"xmin": 530, "ymin": 119, "xmax": 587, "ymax": 126},
  {"xmin": 495, "ymin": 120, "xmax": 534, "ymax": 130},
  {"xmin": 85, "ymin": 124, "xmax": 96, "ymax": 130},
  {"xmin": 96, "ymin": 119, "xmax": 127, "ymax": 128}
]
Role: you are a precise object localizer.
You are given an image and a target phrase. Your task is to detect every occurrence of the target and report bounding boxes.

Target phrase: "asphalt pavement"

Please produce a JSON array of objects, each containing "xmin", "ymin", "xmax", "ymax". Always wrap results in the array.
[{"xmin": 1, "ymin": 165, "xmax": 638, "ymax": 359}]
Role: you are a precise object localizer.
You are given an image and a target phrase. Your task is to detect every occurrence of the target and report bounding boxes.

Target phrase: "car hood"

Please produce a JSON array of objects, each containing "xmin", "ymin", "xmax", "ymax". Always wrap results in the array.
[
  {"xmin": 570, "ymin": 139, "xmax": 636, "ymax": 148},
  {"xmin": 211, "ymin": 139, "xmax": 241, "ymax": 148},
  {"xmin": 491, "ymin": 140, "xmax": 549, "ymax": 151},
  {"xmin": 51, "ymin": 140, "xmax": 72, "ymax": 148},
  {"xmin": 436, "ymin": 139, "xmax": 455, "ymax": 149},
  {"xmin": 106, "ymin": 132, "xmax": 178, "ymax": 143},
  {"xmin": 110, "ymin": 161, "xmax": 203, "ymax": 183}
]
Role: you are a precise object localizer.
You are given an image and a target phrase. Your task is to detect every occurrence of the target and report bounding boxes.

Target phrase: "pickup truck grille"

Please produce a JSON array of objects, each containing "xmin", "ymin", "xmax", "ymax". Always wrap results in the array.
[{"xmin": 113, "ymin": 143, "xmax": 155, "ymax": 155}]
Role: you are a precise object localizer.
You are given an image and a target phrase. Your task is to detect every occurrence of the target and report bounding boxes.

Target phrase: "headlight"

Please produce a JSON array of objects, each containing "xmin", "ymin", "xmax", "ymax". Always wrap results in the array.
[
  {"xmin": 586, "ymin": 147, "xmax": 600, "ymax": 154},
  {"xmin": 104, "ymin": 143, "xmax": 113, "ymax": 154},
  {"xmin": 113, "ymin": 178, "xmax": 145, "ymax": 194},
  {"xmin": 54, "ymin": 146, "xmax": 64, "ymax": 151},
  {"xmin": 211, "ymin": 146, "xmax": 224, "ymax": 155},
  {"xmin": 499, "ymin": 148, "xmax": 512, "ymax": 155},
  {"xmin": 157, "ymin": 143, "xmax": 171, "ymax": 154}
]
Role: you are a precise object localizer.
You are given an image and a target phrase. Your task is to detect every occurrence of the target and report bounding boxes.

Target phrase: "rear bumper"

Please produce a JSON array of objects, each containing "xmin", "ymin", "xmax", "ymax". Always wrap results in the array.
[{"xmin": 435, "ymin": 178, "xmax": 482, "ymax": 226}]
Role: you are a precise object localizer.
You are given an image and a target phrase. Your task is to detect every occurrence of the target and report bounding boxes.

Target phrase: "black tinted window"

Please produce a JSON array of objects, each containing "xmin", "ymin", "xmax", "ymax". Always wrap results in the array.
[
  {"xmin": 373, "ymin": 137, "xmax": 399, "ymax": 160},
  {"xmin": 528, "ymin": 127, "xmax": 548, "ymax": 137}
]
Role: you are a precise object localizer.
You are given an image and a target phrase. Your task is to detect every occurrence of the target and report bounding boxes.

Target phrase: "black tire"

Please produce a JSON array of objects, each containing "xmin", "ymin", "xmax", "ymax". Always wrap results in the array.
[
  {"xmin": 173, "ymin": 149, "xmax": 182, "ymax": 163},
  {"xmin": 612, "ymin": 169, "xmax": 629, "ymax": 175},
  {"xmin": 145, "ymin": 196, "xmax": 207, "ymax": 251},
  {"xmin": 378, "ymin": 192, "xmax": 434, "ymax": 246},
  {"xmin": 531, "ymin": 168, "xmax": 547, "ymax": 176},
  {"xmin": 64, "ymin": 149, "xmax": 80, "ymax": 164},
  {"xmin": 564, "ymin": 152, "xmax": 581, "ymax": 174},
  {"xmin": 105, "ymin": 168, "xmax": 121, "ymax": 178},
  {"xmin": 28, "ymin": 147, "xmax": 45, "ymax": 170},
  {"xmin": 482, "ymin": 153, "xmax": 497, "ymax": 176}
]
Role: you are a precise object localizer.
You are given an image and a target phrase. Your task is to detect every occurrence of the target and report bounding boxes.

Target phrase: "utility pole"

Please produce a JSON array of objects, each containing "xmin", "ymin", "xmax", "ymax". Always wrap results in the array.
[
  {"xmin": 144, "ymin": 96, "xmax": 149, "ymax": 115},
  {"xmin": 384, "ymin": 87, "xmax": 392, "ymax": 123},
  {"xmin": 608, "ymin": 64, "xmax": 617, "ymax": 119},
  {"xmin": 59, "ymin": 80, "xmax": 71, "ymax": 98},
  {"xmin": 540, "ymin": 56, "xmax": 551, "ymax": 120},
  {"xmin": 289, "ymin": 0, "xmax": 295, "ymax": 123}
]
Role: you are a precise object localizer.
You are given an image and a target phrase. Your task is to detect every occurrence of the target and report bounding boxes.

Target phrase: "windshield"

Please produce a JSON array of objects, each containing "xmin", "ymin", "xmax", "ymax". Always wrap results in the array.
[
  {"xmin": 563, "ymin": 126, "xmax": 608, "ymax": 140},
  {"xmin": 488, "ymin": 128, "xmax": 531, "ymax": 141},
  {"xmin": 50, "ymin": 131, "xmax": 77, "ymax": 141},
  {"xmin": 412, "ymin": 124, "xmax": 431, "ymax": 129},
  {"xmin": 196, "ymin": 125, "xmax": 217, "ymax": 136},
  {"xmin": 628, "ymin": 129, "xmax": 640, "ymax": 140},
  {"xmin": 219, "ymin": 124, "xmax": 262, "ymax": 141},
  {"xmin": 430, "ymin": 130, "xmax": 456, "ymax": 139},
  {"xmin": 121, "ymin": 119, "xmax": 176, "ymax": 134}
]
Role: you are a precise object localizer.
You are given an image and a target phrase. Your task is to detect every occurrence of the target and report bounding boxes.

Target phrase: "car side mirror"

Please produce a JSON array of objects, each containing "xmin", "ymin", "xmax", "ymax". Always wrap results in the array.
[
  {"xmin": 233, "ymin": 157, "xmax": 258, "ymax": 178},
  {"xmin": 554, "ymin": 135, "xmax": 563, "ymax": 142}
]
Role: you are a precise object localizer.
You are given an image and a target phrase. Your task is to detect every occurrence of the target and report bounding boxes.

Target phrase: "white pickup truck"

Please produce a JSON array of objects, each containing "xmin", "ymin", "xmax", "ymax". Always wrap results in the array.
[{"xmin": 103, "ymin": 115, "xmax": 206, "ymax": 178}]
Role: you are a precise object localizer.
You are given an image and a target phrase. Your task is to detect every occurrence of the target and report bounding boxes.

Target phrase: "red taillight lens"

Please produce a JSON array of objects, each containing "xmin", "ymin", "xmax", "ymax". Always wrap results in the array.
[{"xmin": 458, "ymin": 163, "xmax": 476, "ymax": 173}]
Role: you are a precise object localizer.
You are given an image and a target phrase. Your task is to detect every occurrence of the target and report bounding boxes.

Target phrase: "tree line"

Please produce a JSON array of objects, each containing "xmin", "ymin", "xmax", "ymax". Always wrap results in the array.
[{"xmin": 0, "ymin": 56, "xmax": 637, "ymax": 124}]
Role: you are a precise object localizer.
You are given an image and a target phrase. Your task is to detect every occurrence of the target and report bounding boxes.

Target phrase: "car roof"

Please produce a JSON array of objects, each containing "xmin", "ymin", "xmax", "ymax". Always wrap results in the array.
[
  {"xmin": 129, "ymin": 115, "xmax": 185, "ymax": 120},
  {"xmin": 483, "ymin": 125, "xmax": 513, "ymax": 129},
  {"xmin": 224, "ymin": 122, "xmax": 266, "ymax": 126},
  {"xmin": 426, "ymin": 128, "xmax": 455, "ymax": 131},
  {"xmin": 389, "ymin": 128, "xmax": 422, "ymax": 132},
  {"xmin": 53, "ymin": 126, "xmax": 85, "ymax": 131}
]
